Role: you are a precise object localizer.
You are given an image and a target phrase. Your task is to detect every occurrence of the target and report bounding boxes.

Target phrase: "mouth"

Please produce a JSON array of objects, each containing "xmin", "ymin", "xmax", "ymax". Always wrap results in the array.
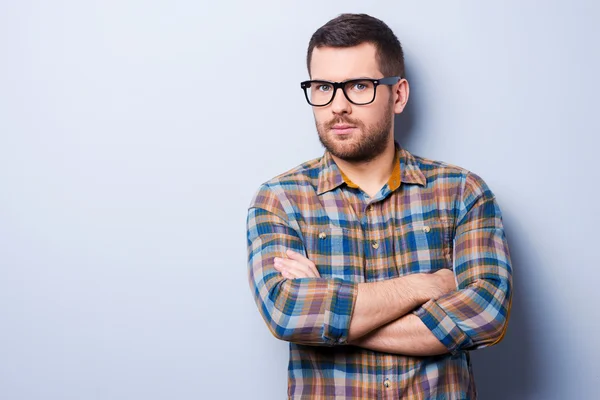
[{"xmin": 330, "ymin": 124, "xmax": 357, "ymax": 135}]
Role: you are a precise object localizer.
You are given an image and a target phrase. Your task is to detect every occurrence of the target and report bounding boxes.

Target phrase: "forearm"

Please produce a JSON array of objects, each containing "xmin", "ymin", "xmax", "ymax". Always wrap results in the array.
[
  {"xmin": 248, "ymin": 204, "xmax": 359, "ymax": 346},
  {"xmin": 256, "ymin": 276, "xmax": 357, "ymax": 345},
  {"xmin": 414, "ymin": 277, "xmax": 511, "ymax": 353},
  {"xmin": 347, "ymin": 273, "xmax": 441, "ymax": 341},
  {"xmin": 350, "ymin": 314, "xmax": 448, "ymax": 356}
]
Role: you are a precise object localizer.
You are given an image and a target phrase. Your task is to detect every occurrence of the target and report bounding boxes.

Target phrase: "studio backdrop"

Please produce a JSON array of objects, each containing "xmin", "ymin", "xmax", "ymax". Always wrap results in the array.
[{"xmin": 0, "ymin": 1, "xmax": 597, "ymax": 399}]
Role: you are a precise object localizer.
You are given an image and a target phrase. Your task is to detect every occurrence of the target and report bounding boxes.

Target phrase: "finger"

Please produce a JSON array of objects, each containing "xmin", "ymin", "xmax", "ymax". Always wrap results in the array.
[
  {"xmin": 275, "ymin": 257, "xmax": 316, "ymax": 278},
  {"xmin": 281, "ymin": 270, "xmax": 296, "ymax": 280},
  {"xmin": 273, "ymin": 258, "xmax": 315, "ymax": 279},
  {"xmin": 273, "ymin": 259, "xmax": 283, "ymax": 271},
  {"xmin": 285, "ymin": 265, "xmax": 314, "ymax": 278},
  {"xmin": 286, "ymin": 249, "xmax": 310, "ymax": 261},
  {"xmin": 276, "ymin": 257, "xmax": 311, "ymax": 274},
  {"xmin": 285, "ymin": 250, "xmax": 321, "ymax": 277},
  {"xmin": 284, "ymin": 258, "xmax": 318, "ymax": 278},
  {"xmin": 280, "ymin": 265, "xmax": 307, "ymax": 280},
  {"xmin": 273, "ymin": 260, "xmax": 298, "ymax": 279},
  {"xmin": 281, "ymin": 261, "xmax": 316, "ymax": 278}
]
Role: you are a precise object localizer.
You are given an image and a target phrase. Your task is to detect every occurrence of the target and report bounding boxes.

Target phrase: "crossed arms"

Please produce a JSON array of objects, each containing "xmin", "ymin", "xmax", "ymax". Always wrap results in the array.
[
  {"xmin": 246, "ymin": 173, "xmax": 513, "ymax": 356},
  {"xmin": 273, "ymin": 249, "xmax": 454, "ymax": 356}
]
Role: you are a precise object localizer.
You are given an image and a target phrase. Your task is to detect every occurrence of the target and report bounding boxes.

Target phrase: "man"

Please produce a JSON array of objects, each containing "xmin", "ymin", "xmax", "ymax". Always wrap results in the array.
[{"xmin": 246, "ymin": 13, "xmax": 512, "ymax": 400}]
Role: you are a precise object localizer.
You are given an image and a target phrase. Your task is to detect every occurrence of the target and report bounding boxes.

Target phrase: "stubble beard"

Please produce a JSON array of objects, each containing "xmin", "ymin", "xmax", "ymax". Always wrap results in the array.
[{"xmin": 316, "ymin": 101, "xmax": 394, "ymax": 163}]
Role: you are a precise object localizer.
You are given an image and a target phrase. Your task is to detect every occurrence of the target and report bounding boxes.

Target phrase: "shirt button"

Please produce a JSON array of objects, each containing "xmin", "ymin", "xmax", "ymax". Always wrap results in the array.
[
  {"xmin": 371, "ymin": 241, "xmax": 379, "ymax": 249},
  {"xmin": 384, "ymin": 378, "xmax": 391, "ymax": 388},
  {"xmin": 367, "ymin": 205, "xmax": 374, "ymax": 212},
  {"xmin": 423, "ymin": 225, "xmax": 431, "ymax": 233},
  {"xmin": 318, "ymin": 232, "xmax": 327, "ymax": 239}
]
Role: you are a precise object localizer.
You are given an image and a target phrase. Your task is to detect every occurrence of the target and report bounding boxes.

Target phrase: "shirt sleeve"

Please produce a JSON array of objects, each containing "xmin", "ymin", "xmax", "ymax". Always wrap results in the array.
[
  {"xmin": 246, "ymin": 184, "xmax": 358, "ymax": 346},
  {"xmin": 413, "ymin": 172, "xmax": 513, "ymax": 354}
]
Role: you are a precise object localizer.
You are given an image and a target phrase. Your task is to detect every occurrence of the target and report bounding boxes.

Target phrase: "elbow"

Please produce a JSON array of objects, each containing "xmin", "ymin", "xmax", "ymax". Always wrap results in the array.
[
  {"xmin": 487, "ymin": 294, "xmax": 513, "ymax": 347},
  {"xmin": 475, "ymin": 274, "xmax": 512, "ymax": 343},
  {"xmin": 263, "ymin": 312, "xmax": 331, "ymax": 345},
  {"xmin": 458, "ymin": 314, "xmax": 508, "ymax": 352},
  {"xmin": 251, "ymin": 276, "xmax": 355, "ymax": 346},
  {"xmin": 256, "ymin": 291, "xmax": 331, "ymax": 346},
  {"xmin": 486, "ymin": 280, "xmax": 513, "ymax": 347},
  {"xmin": 484, "ymin": 313, "xmax": 510, "ymax": 347},
  {"xmin": 260, "ymin": 308, "xmax": 300, "ymax": 342},
  {"xmin": 469, "ymin": 294, "xmax": 512, "ymax": 350},
  {"xmin": 265, "ymin": 319, "xmax": 294, "ymax": 342},
  {"xmin": 268, "ymin": 323, "xmax": 325, "ymax": 345}
]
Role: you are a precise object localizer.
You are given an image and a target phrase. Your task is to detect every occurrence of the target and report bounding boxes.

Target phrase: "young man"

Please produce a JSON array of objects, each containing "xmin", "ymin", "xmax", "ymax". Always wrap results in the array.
[{"xmin": 246, "ymin": 13, "xmax": 512, "ymax": 399}]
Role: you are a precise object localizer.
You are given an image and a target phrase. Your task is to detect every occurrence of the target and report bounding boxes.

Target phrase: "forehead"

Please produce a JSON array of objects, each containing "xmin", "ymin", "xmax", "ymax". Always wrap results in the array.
[{"xmin": 310, "ymin": 42, "xmax": 382, "ymax": 81}]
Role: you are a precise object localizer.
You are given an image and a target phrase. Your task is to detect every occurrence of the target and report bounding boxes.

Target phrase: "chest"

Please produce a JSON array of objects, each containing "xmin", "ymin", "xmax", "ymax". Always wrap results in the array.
[{"xmin": 296, "ymin": 186, "xmax": 455, "ymax": 282}]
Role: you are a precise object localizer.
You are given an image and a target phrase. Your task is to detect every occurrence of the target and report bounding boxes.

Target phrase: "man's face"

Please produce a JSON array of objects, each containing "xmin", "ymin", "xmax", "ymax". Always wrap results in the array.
[{"xmin": 309, "ymin": 42, "xmax": 403, "ymax": 163}]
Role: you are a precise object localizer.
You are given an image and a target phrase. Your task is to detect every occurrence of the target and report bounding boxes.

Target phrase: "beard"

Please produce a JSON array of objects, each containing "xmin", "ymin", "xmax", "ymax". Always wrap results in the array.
[{"xmin": 316, "ymin": 100, "xmax": 394, "ymax": 163}]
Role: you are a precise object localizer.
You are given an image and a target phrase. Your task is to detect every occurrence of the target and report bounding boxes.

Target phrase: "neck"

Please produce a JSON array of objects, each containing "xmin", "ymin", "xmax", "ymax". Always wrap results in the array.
[{"xmin": 331, "ymin": 138, "xmax": 397, "ymax": 198}]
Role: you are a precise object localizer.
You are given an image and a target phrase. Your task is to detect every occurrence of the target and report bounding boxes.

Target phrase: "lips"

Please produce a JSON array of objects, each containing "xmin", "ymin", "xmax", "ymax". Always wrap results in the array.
[{"xmin": 331, "ymin": 124, "xmax": 356, "ymax": 134}]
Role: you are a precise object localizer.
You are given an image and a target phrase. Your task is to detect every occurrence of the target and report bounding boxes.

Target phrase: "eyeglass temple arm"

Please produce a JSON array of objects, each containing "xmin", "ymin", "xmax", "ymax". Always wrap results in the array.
[{"xmin": 377, "ymin": 76, "xmax": 402, "ymax": 85}]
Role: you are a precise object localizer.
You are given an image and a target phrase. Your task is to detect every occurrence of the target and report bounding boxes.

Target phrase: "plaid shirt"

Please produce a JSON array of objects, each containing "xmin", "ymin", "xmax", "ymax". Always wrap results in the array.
[{"xmin": 246, "ymin": 142, "xmax": 512, "ymax": 399}]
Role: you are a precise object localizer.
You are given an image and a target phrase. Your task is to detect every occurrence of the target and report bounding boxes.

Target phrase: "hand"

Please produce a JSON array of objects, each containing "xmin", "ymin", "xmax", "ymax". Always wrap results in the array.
[
  {"xmin": 429, "ymin": 269, "xmax": 456, "ymax": 299},
  {"xmin": 273, "ymin": 250, "xmax": 321, "ymax": 279}
]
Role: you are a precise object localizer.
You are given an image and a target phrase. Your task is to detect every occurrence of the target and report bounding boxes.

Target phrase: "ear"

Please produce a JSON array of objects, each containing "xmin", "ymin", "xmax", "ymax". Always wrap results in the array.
[{"xmin": 393, "ymin": 79, "xmax": 410, "ymax": 114}]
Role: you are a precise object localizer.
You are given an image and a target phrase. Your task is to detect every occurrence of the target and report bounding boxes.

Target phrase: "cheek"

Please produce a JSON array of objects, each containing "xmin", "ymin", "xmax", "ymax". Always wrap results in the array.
[
  {"xmin": 349, "ymin": 110, "xmax": 373, "ymax": 127},
  {"xmin": 361, "ymin": 104, "xmax": 390, "ymax": 127},
  {"xmin": 313, "ymin": 109, "xmax": 328, "ymax": 122}
]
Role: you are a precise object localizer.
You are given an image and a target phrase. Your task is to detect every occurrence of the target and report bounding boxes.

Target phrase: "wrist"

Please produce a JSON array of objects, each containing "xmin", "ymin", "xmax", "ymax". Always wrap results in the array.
[{"xmin": 400, "ymin": 273, "xmax": 434, "ymax": 305}]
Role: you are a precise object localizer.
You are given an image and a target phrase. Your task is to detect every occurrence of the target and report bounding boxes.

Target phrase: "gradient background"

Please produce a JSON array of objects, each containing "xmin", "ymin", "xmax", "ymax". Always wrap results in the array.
[{"xmin": 1, "ymin": 1, "xmax": 598, "ymax": 399}]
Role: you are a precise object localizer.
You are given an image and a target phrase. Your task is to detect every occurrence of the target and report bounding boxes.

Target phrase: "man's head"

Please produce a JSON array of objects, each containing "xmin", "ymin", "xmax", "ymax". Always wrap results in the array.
[{"xmin": 304, "ymin": 14, "xmax": 409, "ymax": 163}]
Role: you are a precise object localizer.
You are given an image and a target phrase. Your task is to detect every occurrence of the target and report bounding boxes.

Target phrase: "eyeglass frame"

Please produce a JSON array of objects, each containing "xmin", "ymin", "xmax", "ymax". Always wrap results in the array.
[{"xmin": 300, "ymin": 76, "xmax": 402, "ymax": 107}]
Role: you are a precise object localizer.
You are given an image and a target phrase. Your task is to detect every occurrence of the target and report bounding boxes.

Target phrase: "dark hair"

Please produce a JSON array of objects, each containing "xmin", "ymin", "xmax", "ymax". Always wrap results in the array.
[{"xmin": 306, "ymin": 14, "xmax": 405, "ymax": 78}]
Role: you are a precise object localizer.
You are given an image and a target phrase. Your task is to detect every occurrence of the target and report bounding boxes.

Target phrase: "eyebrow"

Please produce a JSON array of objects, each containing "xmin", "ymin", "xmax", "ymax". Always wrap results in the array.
[{"xmin": 310, "ymin": 76, "xmax": 378, "ymax": 82}]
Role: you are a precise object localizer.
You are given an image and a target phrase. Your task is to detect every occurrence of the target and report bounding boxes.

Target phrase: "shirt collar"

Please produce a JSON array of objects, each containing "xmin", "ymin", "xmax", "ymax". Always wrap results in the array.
[{"xmin": 316, "ymin": 141, "xmax": 426, "ymax": 196}]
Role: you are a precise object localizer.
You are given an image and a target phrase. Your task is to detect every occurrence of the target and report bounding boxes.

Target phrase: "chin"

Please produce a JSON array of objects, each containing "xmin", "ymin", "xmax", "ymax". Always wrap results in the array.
[
  {"xmin": 329, "ymin": 130, "xmax": 360, "ymax": 142},
  {"xmin": 318, "ymin": 130, "xmax": 363, "ymax": 155},
  {"xmin": 330, "ymin": 143, "xmax": 362, "ymax": 159}
]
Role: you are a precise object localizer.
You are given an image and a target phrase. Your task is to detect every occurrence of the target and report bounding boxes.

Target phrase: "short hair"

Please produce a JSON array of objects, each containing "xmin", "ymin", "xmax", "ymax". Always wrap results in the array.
[{"xmin": 306, "ymin": 13, "xmax": 405, "ymax": 78}]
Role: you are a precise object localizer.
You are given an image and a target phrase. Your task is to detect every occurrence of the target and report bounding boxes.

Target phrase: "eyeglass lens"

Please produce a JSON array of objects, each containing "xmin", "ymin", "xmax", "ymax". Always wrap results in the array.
[{"xmin": 306, "ymin": 80, "xmax": 376, "ymax": 106}]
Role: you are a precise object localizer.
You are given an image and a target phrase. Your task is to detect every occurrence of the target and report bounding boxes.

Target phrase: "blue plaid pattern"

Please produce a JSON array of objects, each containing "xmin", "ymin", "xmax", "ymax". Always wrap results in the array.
[{"xmin": 247, "ymin": 142, "xmax": 512, "ymax": 399}]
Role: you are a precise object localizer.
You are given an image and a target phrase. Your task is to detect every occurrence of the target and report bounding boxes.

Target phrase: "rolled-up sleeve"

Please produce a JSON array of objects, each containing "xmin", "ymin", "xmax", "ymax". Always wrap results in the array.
[
  {"xmin": 414, "ymin": 172, "xmax": 513, "ymax": 354},
  {"xmin": 246, "ymin": 184, "xmax": 358, "ymax": 346}
]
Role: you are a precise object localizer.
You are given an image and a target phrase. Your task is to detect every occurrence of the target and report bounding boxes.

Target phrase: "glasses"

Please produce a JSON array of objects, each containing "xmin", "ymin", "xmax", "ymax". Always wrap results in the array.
[{"xmin": 300, "ymin": 76, "xmax": 401, "ymax": 107}]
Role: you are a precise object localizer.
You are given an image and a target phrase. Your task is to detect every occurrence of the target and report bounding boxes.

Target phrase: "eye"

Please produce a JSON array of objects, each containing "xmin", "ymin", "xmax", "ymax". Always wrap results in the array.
[
  {"xmin": 352, "ymin": 82, "xmax": 367, "ymax": 91},
  {"xmin": 317, "ymin": 84, "xmax": 332, "ymax": 92}
]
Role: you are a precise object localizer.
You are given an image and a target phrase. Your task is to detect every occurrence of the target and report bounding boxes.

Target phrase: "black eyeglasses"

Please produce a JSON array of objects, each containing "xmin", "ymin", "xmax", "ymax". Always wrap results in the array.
[{"xmin": 300, "ymin": 76, "xmax": 401, "ymax": 107}]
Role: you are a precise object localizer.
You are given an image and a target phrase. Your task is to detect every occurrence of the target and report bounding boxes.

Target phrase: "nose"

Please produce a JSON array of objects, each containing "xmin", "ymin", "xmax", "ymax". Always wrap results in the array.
[{"xmin": 330, "ymin": 87, "xmax": 351, "ymax": 115}]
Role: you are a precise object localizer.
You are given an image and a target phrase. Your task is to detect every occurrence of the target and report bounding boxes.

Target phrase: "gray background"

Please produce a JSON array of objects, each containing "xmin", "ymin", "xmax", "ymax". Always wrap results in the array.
[{"xmin": 0, "ymin": 1, "xmax": 598, "ymax": 399}]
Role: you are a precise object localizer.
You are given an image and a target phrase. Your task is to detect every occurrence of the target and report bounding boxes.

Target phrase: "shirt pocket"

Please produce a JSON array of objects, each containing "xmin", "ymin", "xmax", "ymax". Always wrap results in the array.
[
  {"xmin": 302, "ymin": 225, "xmax": 364, "ymax": 281},
  {"xmin": 393, "ymin": 219, "xmax": 452, "ymax": 275}
]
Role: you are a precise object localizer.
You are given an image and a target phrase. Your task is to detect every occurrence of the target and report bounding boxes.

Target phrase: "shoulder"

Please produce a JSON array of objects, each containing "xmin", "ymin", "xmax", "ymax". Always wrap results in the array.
[
  {"xmin": 267, "ymin": 156, "xmax": 322, "ymax": 187},
  {"xmin": 247, "ymin": 155, "xmax": 322, "ymax": 211},
  {"xmin": 411, "ymin": 152, "xmax": 469, "ymax": 180},
  {"xmin": 411, "ymin": 152, "xmax": 495, "ymax": 202}
]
